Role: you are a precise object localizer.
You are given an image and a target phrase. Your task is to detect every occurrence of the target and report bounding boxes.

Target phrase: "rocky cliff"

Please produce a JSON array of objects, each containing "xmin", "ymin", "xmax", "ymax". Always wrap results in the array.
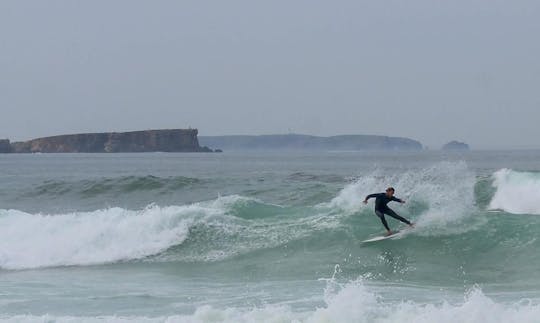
[
  {"xmin": 0, "ymin": 139, "xmax": 11, "ymax": 153},
  {"xmin": 9, "ymin": 129, "xmax": 213, "ymax": 153}
]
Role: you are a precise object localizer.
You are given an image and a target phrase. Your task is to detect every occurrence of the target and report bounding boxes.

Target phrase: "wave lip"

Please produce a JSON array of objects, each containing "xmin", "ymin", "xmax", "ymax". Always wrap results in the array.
[
  {"xmin": 489, "ymin": 169, "xmax": 540, "ymax": 215},
  {"xmin": 0, "ymin": 205, "xmax": 197, "ymax": 270}
]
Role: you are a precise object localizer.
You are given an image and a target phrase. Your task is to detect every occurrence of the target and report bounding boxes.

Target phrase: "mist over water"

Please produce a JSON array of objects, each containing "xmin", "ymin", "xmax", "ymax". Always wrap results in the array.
[{"xmin": 1, "ymin": 151, "xmax": 540, "ymax": 322}]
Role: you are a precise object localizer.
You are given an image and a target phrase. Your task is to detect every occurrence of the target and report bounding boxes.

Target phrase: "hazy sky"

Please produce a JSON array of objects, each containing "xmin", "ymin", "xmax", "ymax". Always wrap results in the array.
[{"xmin": 1, "ymin": 1, "xmax": 539, "ymax": 148}]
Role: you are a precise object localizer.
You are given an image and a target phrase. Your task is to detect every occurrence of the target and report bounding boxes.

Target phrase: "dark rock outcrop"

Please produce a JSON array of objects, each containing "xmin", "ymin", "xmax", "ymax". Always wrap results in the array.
[
  {"xmin": 0, "ymin": 139, "xmax": 11, "ymax": 153},
  {"xmin": 9, "ymin": 129, "xmax": 213, "ymax": 153},
  {"xmin": 199, "ymin": 134, "xmax": 423, "ymax": 151},
  {"xmin": 442, "ymin": 141, "xmax": 470, "ymax": 151}
]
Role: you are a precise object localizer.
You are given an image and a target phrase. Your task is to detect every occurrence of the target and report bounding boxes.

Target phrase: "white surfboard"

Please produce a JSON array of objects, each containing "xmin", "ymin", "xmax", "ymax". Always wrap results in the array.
[{"xmin": 362, "ymin": 229, "xmax": 409, "ymax": 243}]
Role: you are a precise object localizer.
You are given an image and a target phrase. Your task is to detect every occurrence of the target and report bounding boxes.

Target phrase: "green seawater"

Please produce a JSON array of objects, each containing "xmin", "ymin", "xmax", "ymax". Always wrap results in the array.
[{"xmin": 1, "ymin": 151, "xmax": 540, "ymax": 322}]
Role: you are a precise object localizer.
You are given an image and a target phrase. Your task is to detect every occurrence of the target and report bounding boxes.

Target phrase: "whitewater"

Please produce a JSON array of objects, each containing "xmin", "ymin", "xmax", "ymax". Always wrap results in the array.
[{"xmin": 1, "ymin": 151, "xmax": 540, "ymax": 322}]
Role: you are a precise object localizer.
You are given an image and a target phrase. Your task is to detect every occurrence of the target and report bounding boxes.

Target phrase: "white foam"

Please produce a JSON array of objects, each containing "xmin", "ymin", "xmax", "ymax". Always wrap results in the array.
[
  {"xmin": 308, "ymin": 281, "xmax": 540, "ymax": 323},
  {"xmin": 489, "ymin": 169, "xmax": 540, "ymax": 215},
  {"xmin": 0, "ymin": 194, "xmax": 327, "ymax": 270},
  {"xmin": 0, "ymin": 196, "xmax": 247, "ymax": 270},
  {"xmin": 2, "ymin": 282, "xmax": 539, "ymax": 323},
  {"xmin": 327, "ymin": 162, "xmax": 478, "ymax": 235}
]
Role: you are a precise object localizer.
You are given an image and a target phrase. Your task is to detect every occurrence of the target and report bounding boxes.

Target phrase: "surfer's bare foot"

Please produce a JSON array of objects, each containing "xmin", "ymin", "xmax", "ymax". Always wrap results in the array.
[
  {"xmin": 385, "ymin": 230, "xmax": 393, "ymax": 236},
  {"xmin": 409, "ymin": 223, "xmax": 415, "ymax": 228}
]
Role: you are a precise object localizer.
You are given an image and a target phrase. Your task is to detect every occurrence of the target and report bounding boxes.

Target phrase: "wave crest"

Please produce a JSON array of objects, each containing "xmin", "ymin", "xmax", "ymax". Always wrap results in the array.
[{"xmin": 0, "ymin": 205, "xmax": 196, "ymax": 270}]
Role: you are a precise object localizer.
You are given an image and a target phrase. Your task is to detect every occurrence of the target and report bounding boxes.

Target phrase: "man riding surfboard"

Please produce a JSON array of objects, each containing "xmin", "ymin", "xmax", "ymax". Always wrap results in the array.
[{"xmin": 363, "ymin": 187, "xmax": 414, "ymax": 236}]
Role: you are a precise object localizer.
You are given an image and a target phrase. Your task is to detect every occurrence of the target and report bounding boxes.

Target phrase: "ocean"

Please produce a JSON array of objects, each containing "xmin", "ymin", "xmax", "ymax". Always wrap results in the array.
[{"xmin": 1, "ymin": 151, "xmax": 540, "ymax": 322}]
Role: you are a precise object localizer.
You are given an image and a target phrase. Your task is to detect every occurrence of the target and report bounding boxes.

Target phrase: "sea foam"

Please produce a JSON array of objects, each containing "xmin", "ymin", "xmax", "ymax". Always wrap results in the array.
[
  {"xmin": 2, "ymin": 282, "xmax": 539, "ymax": 323},
  {"xmin": 489, "ymin": 168, "xmax": 540, "ymax": 215},
  {"xmin": 0, "ymin": 203, "xmax": 217, "ymax": 270}
]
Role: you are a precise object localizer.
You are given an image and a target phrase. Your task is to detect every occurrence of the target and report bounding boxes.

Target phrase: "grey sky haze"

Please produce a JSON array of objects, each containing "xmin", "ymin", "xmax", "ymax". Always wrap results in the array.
[{"xmin": 1, "ymin": 0, "xmax": 539, "ymax": 148}]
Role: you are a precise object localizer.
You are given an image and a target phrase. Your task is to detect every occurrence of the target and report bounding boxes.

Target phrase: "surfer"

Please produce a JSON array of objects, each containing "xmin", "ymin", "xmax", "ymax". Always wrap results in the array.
[{"xmin": 363, "ymin": 187, "xmax": 413, "ymax": 236}]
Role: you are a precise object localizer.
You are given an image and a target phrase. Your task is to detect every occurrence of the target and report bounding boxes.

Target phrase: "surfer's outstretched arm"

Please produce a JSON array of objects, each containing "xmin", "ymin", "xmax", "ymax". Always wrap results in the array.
[
  {"xmin": 363, "ymin": 193, "xmax": 378, "ymax": 204},
  {"xmin": 391, "ymin": 196, "xmax": 405, "ymax": 203}
]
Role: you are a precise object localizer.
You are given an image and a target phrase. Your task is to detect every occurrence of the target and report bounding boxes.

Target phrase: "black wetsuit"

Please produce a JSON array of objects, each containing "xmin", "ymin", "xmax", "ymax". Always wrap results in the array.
[{"xmin": 365, "ymin": 193, "xmax": 411, "ymax": 231}]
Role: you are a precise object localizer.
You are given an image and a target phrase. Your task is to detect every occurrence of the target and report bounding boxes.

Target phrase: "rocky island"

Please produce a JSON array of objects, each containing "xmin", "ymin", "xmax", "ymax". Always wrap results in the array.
[
  {"xmin": 442, "ymin": 141, "xmax": 470, "ymax": 151},
  {"xmin": 3, "ymin": 129, "xmax": 215, "ymax": 153}
]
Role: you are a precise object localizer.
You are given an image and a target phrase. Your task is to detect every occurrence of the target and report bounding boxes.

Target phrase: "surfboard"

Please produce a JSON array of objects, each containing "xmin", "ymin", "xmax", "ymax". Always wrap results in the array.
[
  {"xmin": 362, "ymin": 229, "xmax": 410, "ymax": 243},
  {"xmin": 362, "ymin": 231, "xmax": 401, "ymax": 243}
]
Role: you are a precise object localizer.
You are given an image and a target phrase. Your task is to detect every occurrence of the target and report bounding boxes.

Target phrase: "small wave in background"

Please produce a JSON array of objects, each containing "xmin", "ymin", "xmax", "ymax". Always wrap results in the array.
[{"xmin": 26, "ymin": 175, "xmax": 203, "ymax": 198}]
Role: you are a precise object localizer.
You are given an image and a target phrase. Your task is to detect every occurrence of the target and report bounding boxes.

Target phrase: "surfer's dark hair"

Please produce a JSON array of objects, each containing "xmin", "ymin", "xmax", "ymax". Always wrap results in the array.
[{"xmin": 386, "ymin": 187, "xmax": 395, "ymax": 192}]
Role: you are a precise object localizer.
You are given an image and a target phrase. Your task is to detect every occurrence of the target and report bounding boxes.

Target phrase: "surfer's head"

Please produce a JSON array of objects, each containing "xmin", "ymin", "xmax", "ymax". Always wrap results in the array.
[{"xmin": 386, "ymin": 187, "xmax": 395, "ymax": 197}]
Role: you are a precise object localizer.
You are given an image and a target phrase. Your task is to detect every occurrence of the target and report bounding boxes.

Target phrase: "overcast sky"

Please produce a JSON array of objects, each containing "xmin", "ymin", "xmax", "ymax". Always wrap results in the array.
[{"xmin": 1, "ymin": 0, "xmax": 539, "ymax": 149}]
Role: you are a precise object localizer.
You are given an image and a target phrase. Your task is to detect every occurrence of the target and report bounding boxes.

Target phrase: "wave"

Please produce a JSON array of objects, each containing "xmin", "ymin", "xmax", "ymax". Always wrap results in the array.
[
  {"xmin": 5, "ymin": 163, "xmax": 539, "ymax": 271},
  {"xmin": 2, "ymin": 281, "xmax": 539, "ymax": 322},
  {"xmin": 0, "ymin": 205, "xmax": 194, "ymax": 270},
  {"xmin": 26, "ymin": 175, "xmax": 202, "ymax": 197},
  {"xmin": 0, "ymin": 195, "xmax": 338, "ymax": 270},
  {"xmin": 489, "ymin": 169, "xmax": 540, "ymax": 215}
]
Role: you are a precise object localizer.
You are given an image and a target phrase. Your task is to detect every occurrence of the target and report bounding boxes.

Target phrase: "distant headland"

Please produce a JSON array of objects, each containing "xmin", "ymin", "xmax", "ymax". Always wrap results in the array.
[
  {"xmin": 199, "ymin": 134, "xmax": 423, "ymax": 151},
  {"xmin": 0, "ymin": 129, "xmax": 216, "ymax": 153}
]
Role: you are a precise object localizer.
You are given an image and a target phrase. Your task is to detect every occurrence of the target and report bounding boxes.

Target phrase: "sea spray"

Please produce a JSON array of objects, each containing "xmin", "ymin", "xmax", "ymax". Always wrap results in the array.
[{"xmin": 326, "ymin": 162, "xmax": 478, "ymax": 235}]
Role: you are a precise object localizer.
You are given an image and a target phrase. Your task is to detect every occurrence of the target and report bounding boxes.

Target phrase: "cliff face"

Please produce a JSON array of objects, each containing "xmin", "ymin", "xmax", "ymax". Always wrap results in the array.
[
  {"xmin": 10, "ymin": 129, "xmax": 213, "ymax": 153},
  {"xmin": 0, "ymin": 139, "xmax": 11, "ymax": 153}
]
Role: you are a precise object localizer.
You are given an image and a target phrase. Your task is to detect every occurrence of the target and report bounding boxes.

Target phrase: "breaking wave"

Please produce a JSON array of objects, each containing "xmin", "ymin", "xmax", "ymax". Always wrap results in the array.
[
  {"xmin": 488, "ymin": 169, "xmax": 540, "ymax": 215},
  {"xmin": 2, "ymin": 281, "xmax": 539, "ymax": 323},
  {"xmin": 326, "ymin": 161, "xmax": 479, "ymax": 235},
  {"xmin": 0, "ymin": 196, "xmax": 336, "ymax": 270}
]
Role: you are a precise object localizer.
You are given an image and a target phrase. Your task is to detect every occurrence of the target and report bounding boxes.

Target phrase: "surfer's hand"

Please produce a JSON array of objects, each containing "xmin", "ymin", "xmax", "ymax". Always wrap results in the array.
[
  {"xmin": 363, "ymin": 200, "xmax": 368, "ymax": 204},
  {"xmin": 401, "ymin": 200, "xmax": 406, "ymax": 204}
]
